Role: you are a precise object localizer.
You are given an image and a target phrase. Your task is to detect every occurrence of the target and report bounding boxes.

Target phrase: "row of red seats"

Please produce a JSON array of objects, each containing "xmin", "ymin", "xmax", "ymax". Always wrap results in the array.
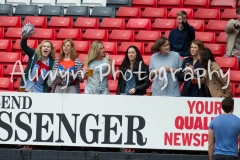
[
  {"xmin": 132, "ymin": 0, "xmax": 236, "ymax": 9},
  {"xmin": 0, "ymin": 27, "xmax": 227, "ymax": 44},
  {"xmin": 0, "ymin": 39, "xmax": 227, "ymax": 57}
]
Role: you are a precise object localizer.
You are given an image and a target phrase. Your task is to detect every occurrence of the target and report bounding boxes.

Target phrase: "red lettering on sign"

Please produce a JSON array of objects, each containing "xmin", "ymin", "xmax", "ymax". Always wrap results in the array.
[
  {"xmin": 174, "ymin": 133, "xmax": 181, "ymax": 146},
  {"xmin": 187, "ymin": 101, "xmax": 222, "ymax": 115}
]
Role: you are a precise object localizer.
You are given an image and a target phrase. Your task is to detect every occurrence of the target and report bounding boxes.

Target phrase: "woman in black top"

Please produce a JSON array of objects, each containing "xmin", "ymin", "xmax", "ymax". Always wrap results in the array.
[{"xmin": 116, "ymin": 45, "xmax": 150, "ymax": 95}]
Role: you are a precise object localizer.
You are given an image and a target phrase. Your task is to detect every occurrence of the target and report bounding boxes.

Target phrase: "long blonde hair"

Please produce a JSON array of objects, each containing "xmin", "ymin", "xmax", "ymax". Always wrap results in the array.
[
  {"xmin": 59, "ymin": 39, "xmax": 78, "ymax": 61},
  {"xmin": 35, "ymin": 40, "xmax": 56, "ymax": 60},
  {"xmin": 84, "ymin": 40, "xmax": 103, "ymax": 66}
]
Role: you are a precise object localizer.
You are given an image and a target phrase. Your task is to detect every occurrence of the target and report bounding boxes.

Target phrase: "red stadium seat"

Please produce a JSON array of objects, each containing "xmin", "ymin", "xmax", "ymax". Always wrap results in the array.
[
  {"xmin": 152, "ymin": 19, "xmax": 176, "ymax": 31},
  {"xmin": 126, "ymin": 19, "xmax": 151, "ymax": 31},
  {"xmin": 14, "ymin": 78, "xmax": 21, "ymax": 90},
  {"xmin": 188, "ymin": 20, "xmax": 204, "ymax": 32},
  {"xmin": 195, "ymin": 32, "xmax": 215, "ymax": 43},
  {"xmin": 48, "ymin": 17, "xmax": 73, "ymax": 29},
  {"xmin": 145, "ymin": 42, "xmax": 154, "ymax": 54},
  {"xmin": 116, "ymin": 7, "xmax": 141, "ymax": 19},
  {"xmin": 100, "ymin": 18, "xmax": 125, "ymax": 30},
  {"xmin": 195, "ymin": 9, "xmax": 220, "ymax": 20},
  {"xmin": 111, "ymin": 55, "xmax": 125, "ymax": 66},
  {"xmin": 216, "ymin": 32, "xmax": 227, "ymax": 43},
  {"xmin": 158, "ymin": 0, "xmax": 183, "ymax": 8},
  {"xmin": 0, "ymin": 28, "xmax": 4, "ymax": 39},
  {"xmin": 205, "ymin": 20, "xmax": 228, "ymax": 32},
  {"xmin": 22, "ymin": 54, "xmax": 28, "ymax": 63},
  {"xmin": 74, "ymin": 17, "xmax": 98, "ymax": 30},
  {"xmin": 13, "ymin": 39, "xmax": 38, "ymax": 52},
  {"xmin": 135, "ymin": 30, "xmax": 161, "ymax": 43},
  {"xmin": 102, "ymin": 42, "xmax": 117, "ymax": 55},
  {"xmin": 50, "ymin": 40, "xmax": 62, "ymax": 51},
  {"xmin": 142, "ymin": 55, "xmax": 151, "ymax": 65},
  {"xmin": 24, "ymin": 16, "xmax": 47, "ymax": 28},
  {"xmin": 73, "ymin": 41, "xmax": 90, "ymax": 54},
  {"xmin": 30, "ymin": 28, "xmax": 56, "ymax": 40},
  {"xmin": 132, "ymin": 0, "xmax": 157, "ymax": 7},
  {"xmin": 142, "ymin": 8, "xmax": 167, "ymax": 20},
  {"xmin": 230, "ymin": 70, "xmax": 240, "ymax": 85},
  {"xmin": 83, "ymin": 29, "xmax": 108, "ymax": 41},
  {"xmin": 78, "ymin": 54, "xmax": 87, "ymax": 64},
  {"xmin": 184, "ymin": 0, "xmax": 209, "ymax": 8},
  {"xmin": 0, "ymin": 64, "xmax": 3, "ymax": 77},
  {"xmin": 0, "ymin": 16, "xmax": 21, "ymax": 30},
  {"xmin": 164, "ymin": 31, "xmax": 170, "ymax": 38},
  {"xmin": 215, "ymin": 57, "xmax": 238, "ymax": 71},
  {"xmin": 56, "ymin": 28, "xmax": 81, "ymax": 40},
  {"xmin": 211, "ymin": 0, "xmax": 236, "ymax": 9},
  {"xmin": 221, "ymin": 9, "xmax": 236, "ymax": 20},
  {"xmin": 0, "ymin": 77, "xmax": 13, "ymax": 91},
  {"xmin": 3, "ymin": 64, "xmax": 27, "ymax": 77},
  {"xmin": 5, "ymin": 27, "xmax": 22, "ymax": 40},
  {"xmin": 109, "ymin": 30, "xmax": 134, "ymax": 42},
  {"xmin": 204, "ymin": 43, "xmax": 226, "ymax": 57},
  {"xmin": 0, "ymin": 39, "xmax": 12, "ymax": 52},
  {"xmin": 118, "ymin": 42, "xmax": 144, "ymax": 55},
  {"xmin": 0, "ymin": 52, "xmax": 21, "ymax": 64},
  {"xmin": 168, "ymin": 8, "xmax": 193, "ymax": 19},
  {"xmin": 108, "ymin": 80, "xmax": 118, "ymax": 93}
]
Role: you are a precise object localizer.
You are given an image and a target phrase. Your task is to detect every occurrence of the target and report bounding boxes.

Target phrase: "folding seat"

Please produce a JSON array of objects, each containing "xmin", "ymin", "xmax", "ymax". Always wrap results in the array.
[
  {"xmin": 168, "ymin": 8, "xmax": 193, "ymax": 19},
  {"xmin": 100, "ymin": 18, "xmax": 125, "ymax": 30},
  {"xmin": 126, "ymin": 19, "xmax": 151, "ymax": 31},
  {"xmin": 49, "ymin": 40, "xmax": 62, "ymax": 52},
  {"xmin": 0, "ymin": 65, "xmax": 2, "ymax": 76},
  {"xmin": 30, "ymin": 28, "xmax": 56, "ymax": 40},
  {"xmin": 78, "ymin": 54, "xmax": 87, "ymax": 64},
  {"xmin": 107, "ymin": 0, "xmax": 131, "ymax": 8},
  {"xmin": 0, "ymin": 4, "xmax": 13, "ymax": 16},
  {"xmin": 111, "ymin": 55, "xmax": 125, "ymax": 66},
  {"xmin": 65, "ymin": 6, "xmax": 90, "ymax": 20},
  {"xmin": 0, "ymin": 52, "xmax": 21, "ymax": 64},
  {"xmin": 195, "ymin": 8, "xmax": 220, "ymax": 20},
  {"xmin": 204, "ymin": 43, "xmax": 226, "ymax": 57},
  {"xmin": 188, "ymin": 20, "xmax": 204, "ymax": 32},
  {"xmin": 145, "ymin": 42, "xmax": 154, "ymax": 54},
  {"xmin": 230, "ymin": 70, "xmax": 240, "ymax": 84},
  {"xmin": 56, "ymin": 29, "xmax": 81, "ymax": 40},
  {"xmin": 22, "ymin": 54, "xmax": 29, "ymax": 63},
  {"xmin": 6, "ymin": 0, "xmax": 30, "ymax": 6},
  {"xmin": 142, "ymin": 55, "xmax": 151, "ymax": 66},
  {"xmin": 13, "ymin": 78, "xmax": 21, "ymax": 90},
  {"xmin": 211, "ymin": 0, "xmax": 236, "ymax": 9},
  {"xmin": 205, "ymin": 20, "xmax": 228, "ymax": 32},
  {"xmin": 109, "ymin": 30, "xmax": 134, "ymax": 42},
  {"xmin": 215, "ymin": 57, "xmax": 238, "ymax": 71},
  {"xmin": 158, "ymin": 0, "xmax": 183, "ymax": 8},
  {"xmin": 216, "ymin": 32, "xmax": 226, "ymax": 43},
  {"xmin": 82, "ymin": 29, "xmax": 108, "ymax": 41},
  {"xmin": 23, "ymin": 16, "xmax": 47, "ymax": 28},
  {"xmin": 164, "ymin": 31, "xmax": 170, "ymax": 38},
  {"xmin": 48, "ymin": 17, "xmax": 73, "ymax": 29},
  {"xmin": 152, "ymin": 19, "xmax": 176, "ymax": 31},
  {"xmin": 56, "ymin": 0, "xmax": 80, "ymax": 7},
  {"xmin": 90, "ymin": 6, "xmax": 115, "ymax": 20},
  {"xmin": 0, "ymin": 16, "xmax": 21, "ymax": 30},
  {"xmin": 108, "ymin": 80, "xmax": 118, "ymax": 93},
  {"xmin": 14, "ymin": 5, "xmax": 38, "ymax": 19},
  {"xmin": 0, "ymin": 77, "xmax": 13, "ymax": 91},
  {"xmin": 118, "ymin": 42, "xmax": 144, "ymax": 54},
  {"xmin": 116, "ymin": 7, "xmax": 141, "ymax": 19},
  {"xmin": 31, "ymin": 0, "xmax": 56, "ymax": 6},
  {"xmin": 142, "ymin": 8, "xmax": 167, "ymax": 20},
  {"xmin": 0, "ymin": 28, "xmax": 3, "ymax": 39},
  {"xmin": 5, "ymin": 27, "xmax": 21, "ymax": 40},
  {"xmin": 132, "ymin": 0, "xmax": 157, "ymax": 8},
  {"xmin": 74, "ymin": 17, "xmax": 98, "ymax": 30},
  {"xmin": 0, "ymin": 39, "xmax": 12, "ymax": 52},
  {"xmin": 195, "ymin": 32, "xmax": 215, "ymax": 43},
  {"xmin": 102, "ymin": 42, "xmax": 117, "ymax": 54},
  {"xmin": 3, "ymin": 64, "xmax": 27, "ymax": 77},
  {"xmin": 73, "ymin": 41, "xmax": 90, "ymax": 54},
  {"xmin": 13, "ymin": 39, "xmax": 38, "ymax": 52},
  {"xmin": 135, "ymin": 31, "xmax": 161, "ymax": 43},
  {"xmin": 81, "ymin": 0, "xmax": 107, "ymax": 7},
  {"xmin": 221, "ymin": 9, "xmax": 236, "ymax": 20},
  {"xmin": 39, "ymin": 5, "xmax": 64, "ymax": 19},
  {"xmin": 183, "ymin": 0, "xmax": 209, "ymax": 8}
]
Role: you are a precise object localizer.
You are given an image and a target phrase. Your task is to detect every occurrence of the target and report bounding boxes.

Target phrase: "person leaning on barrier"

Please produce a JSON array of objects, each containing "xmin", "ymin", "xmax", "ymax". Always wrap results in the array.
[
  {"xmin": 47, "ymin": 39, "xmax": 84, "ymax": 93},
  {"xmin": 116, "ymin": 45, "xmax": 150, "ymax": 95}
]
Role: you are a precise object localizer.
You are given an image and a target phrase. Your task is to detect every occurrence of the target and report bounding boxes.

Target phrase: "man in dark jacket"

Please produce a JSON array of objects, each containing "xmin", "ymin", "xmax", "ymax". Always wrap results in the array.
[{"xmin": 168, "ymin": 10, "xmax": 195, "ymax": 57}]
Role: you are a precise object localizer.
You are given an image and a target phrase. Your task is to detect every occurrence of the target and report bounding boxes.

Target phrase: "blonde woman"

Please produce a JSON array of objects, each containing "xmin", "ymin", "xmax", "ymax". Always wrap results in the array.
[
  {"xmin": 48, "ymin": 39, "xmax": 84, "ymax": 93},
  {"xmin": 20, "ymin": 37, "xmax": 56, "ymax": 93},
  {"xmin": 84, "ymin": 40, "xmax": 113, "ymax": 94}
]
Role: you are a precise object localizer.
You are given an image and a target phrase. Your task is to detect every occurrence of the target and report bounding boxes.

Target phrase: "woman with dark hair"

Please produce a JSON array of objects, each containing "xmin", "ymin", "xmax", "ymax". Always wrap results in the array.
[
  {"xmin": 117, "ymin": 45, "xmax": 150, "ymax": 95},
  {"xmin": 199, "ymin": 47, "xmax": 232, "ymax": 97},
  {"xmin": 178, "ymin": 39, "xmax": 207, "ymax": 97},
  {"xmin": 150, "ymin": 37, "xmax": 182, "ymax": 96}
]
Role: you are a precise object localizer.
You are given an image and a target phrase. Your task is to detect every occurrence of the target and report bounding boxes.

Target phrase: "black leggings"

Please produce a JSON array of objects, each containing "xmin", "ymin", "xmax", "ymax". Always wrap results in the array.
[{"xmin": 214, "ymin": 154, "xmax": 238, "ymax": 160}]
